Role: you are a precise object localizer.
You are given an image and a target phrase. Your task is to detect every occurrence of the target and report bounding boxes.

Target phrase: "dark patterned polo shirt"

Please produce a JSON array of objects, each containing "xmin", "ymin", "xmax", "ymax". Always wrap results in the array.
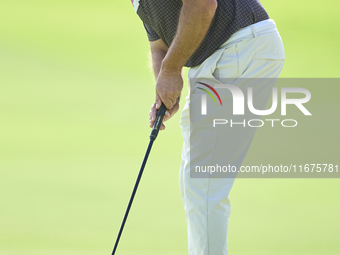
[{"xmin": 131, "ymin": 0, "xmax": 269, "ymax": 67}]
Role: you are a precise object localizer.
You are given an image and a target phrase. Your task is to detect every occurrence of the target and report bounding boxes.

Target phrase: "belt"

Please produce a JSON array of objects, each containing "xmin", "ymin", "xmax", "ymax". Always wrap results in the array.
[{"xmin": 221, "ymin": 19, "xmax": 278, "ymax": 47}]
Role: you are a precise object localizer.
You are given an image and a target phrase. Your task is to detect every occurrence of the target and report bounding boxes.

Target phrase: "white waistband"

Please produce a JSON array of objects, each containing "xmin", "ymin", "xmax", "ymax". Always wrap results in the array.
[{"xmin": 221, "ymin": 19, "xmax": 278, "ymax": 47}]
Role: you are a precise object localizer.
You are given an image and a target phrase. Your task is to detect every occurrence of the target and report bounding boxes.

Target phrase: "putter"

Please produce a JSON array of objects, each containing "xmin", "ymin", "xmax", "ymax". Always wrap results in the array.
[{"xmin": 111, "ymin": 103, "xmax": 166, "ymax": 255}]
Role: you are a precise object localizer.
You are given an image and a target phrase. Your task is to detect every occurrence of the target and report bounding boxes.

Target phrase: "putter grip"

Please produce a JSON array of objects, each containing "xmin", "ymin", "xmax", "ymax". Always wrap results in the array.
[{"xmin": 150, "ymin": 103, "xmax": 166, "ymax": 140}]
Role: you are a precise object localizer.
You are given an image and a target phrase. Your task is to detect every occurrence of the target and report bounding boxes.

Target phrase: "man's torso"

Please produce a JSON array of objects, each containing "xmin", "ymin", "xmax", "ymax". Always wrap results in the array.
[{"xmin": 134, "ymin": 0, "xmax": 269, "ymax": 67}]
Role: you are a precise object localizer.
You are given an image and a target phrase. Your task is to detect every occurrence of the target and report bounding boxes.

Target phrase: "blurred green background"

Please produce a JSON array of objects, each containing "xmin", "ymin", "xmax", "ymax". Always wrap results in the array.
[{"xmin": 0, "ymin": 0, "xmax": 339, "ymax": 254}]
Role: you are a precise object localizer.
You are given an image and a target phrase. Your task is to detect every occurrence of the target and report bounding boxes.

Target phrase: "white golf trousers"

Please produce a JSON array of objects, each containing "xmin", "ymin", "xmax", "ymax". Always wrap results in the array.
[{"xmin": 179, "ymin": 19, "xmax": 285, "ymax": 255}]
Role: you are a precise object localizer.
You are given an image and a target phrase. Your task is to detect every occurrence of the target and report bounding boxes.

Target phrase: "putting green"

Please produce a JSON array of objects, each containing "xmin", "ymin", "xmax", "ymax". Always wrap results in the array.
[{"xmin": 0, "ymin": 1, "xmax": 339, "ymax": 254}]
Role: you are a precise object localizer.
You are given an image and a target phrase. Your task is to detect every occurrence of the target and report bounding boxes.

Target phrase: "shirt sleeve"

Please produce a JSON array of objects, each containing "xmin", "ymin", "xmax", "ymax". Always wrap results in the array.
[{"xmin": 143, "ymin": 23, "xmax": 160, "ymax": 41}]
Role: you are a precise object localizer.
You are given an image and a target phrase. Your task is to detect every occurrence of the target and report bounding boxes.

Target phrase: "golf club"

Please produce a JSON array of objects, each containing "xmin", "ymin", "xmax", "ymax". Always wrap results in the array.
[{"xmin": 111, "ymin": 102, "xmax": 166, "ymax": 255}]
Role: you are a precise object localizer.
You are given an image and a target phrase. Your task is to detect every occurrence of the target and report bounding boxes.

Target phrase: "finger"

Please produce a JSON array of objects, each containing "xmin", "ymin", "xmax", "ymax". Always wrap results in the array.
[
  {"xmin": 149, "ymin": 103, "xmax": 157, "ymax": 128},
  {"xmin": 161, "ymin": 97, "xmax": 175, "ymax": 110},
  {"xmin": 155, "ymin": 86, "xmax": 177, "ymax": 110},
  {"xmin": 150, "ymin": 117, "xmax": 166, "ymax": 130},
  {"xmin": 164, "ymin": 110, "xmax": 171, "ymax": 119},
  {"xmin": 149, "ymin": 103, "xmax": 157, "ymax": 122},
  {"xmin": 155, "ymin": 93, "xmax": 162, "ymax": 110},
  {"xmin": 163, "ymin": 103, "xmax": 179, "ymax": 122}
]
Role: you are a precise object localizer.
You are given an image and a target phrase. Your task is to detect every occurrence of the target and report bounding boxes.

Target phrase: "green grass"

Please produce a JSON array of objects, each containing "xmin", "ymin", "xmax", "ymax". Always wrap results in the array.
[{"xmin": 0, "ymin": 0, "xmax": 339, "ymax": 254}]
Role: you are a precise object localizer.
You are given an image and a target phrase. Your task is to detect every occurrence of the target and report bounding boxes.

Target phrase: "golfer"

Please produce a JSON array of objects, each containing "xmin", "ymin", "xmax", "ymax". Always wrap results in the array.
[{"xmin": 132, "ymin": 0, "xmax": 285, "ymax": 254}]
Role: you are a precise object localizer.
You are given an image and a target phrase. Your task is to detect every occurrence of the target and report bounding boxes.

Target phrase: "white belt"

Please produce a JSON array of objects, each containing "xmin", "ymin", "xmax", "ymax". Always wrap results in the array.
[{"xmin": 221, "ymin": 19, "xmax": 278, "ymax": 47}]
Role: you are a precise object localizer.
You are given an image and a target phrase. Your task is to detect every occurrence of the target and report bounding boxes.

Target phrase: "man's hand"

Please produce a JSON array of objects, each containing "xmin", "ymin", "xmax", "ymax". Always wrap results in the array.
[
  {"xmin": 149, "ymin": 95, "xmax": 180, "ymax": 130},
  {"xmin": 155, "ymin": 69, "xmax": 183, "ymax": 110},
  {"xmin": 148, "ymin": 69, "xmax": 182, "ymax": 130}
]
